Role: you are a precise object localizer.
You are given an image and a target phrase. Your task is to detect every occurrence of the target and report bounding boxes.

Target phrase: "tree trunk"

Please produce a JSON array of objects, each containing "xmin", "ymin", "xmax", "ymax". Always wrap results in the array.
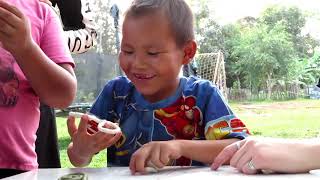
[{"xmin": 266, "ymin": 73, "xmax": 272, "ymax": 99}]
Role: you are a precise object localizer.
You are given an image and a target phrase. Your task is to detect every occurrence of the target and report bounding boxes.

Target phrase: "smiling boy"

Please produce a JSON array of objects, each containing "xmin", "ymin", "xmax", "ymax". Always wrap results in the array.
[{"xmin": 67, "ymin": 0, "xmax": 249, "ymax": 174}]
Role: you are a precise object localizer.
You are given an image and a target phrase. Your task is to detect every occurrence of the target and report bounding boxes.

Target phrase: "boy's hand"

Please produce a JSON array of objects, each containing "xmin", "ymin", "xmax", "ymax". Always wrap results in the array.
[
  {"xmin": 0, "ymin": 1, "xmax": 34, "ymax": 55},
  {"xmin": 67, "ymin": 115, "xmax": 122, "ymax": 162},
  {"xmin": 129, "ymin": 141, "xmax": 182, "ymax": 174}
]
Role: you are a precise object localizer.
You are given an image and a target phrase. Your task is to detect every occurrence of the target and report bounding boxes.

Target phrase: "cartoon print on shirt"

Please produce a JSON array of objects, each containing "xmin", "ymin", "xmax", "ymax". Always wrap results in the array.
[
  {"xmin": 154, "ymin": 95, "xmax": 203, "ymax": 166},
  {"xmin": 0, "ymin": 50, "xmax": 19, "ymax": 107},
  {"xmin": 205, "ymin": 116, "xmax": 249, "ymax": 140}
]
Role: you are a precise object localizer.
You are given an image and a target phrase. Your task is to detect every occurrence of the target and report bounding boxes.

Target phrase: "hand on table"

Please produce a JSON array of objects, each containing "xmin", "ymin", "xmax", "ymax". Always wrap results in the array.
[
  {"xmin": 129, "ymin": 141, "xmax": 182, "ymax": 174},
  {"xmin": 211, "ymin": 137, "xmax": 318, "ymax": 174}
]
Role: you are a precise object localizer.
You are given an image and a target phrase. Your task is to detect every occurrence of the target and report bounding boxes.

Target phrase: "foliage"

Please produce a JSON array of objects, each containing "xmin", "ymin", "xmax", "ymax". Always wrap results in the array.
[
  {"xmin": 259, "ymin": 5, "xmax": 319, "ymax": 58},
  {"xmin": 220, "ymin": 5, "xmax": 320, "ymax": 97},
  {"xmin": 189, "ymin": 0, "xmax": 225, "ymax": 54},
  {"xmin": 92, "ymin": 0, "xmax": 117, "ymax": 55},
  {"xmin": 73, "ymin": 0, "xmax": 120, "ymax": 103},
  {"xmin": 232, "ymin": 22, "xmax": 298, "ymax": 97}
]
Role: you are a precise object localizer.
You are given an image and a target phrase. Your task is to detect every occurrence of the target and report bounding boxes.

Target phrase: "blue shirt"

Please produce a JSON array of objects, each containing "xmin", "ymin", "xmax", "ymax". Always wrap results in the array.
[{"xmin": 90, "ymin": 76, "xmax": 249, "ymax": 166}]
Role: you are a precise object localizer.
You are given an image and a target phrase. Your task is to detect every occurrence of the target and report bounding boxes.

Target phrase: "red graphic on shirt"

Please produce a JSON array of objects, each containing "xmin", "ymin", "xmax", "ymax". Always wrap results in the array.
[
  {"xmin": 0, "ymin": 52, "xmax": 19, "ymax": 107},
  {"xmin": 154, "ymin": 96, "xmax": 203, "ymax": 166},
  {"xmin": 205, "ymin": 118, "xmax": 250, "ymax": 140}
]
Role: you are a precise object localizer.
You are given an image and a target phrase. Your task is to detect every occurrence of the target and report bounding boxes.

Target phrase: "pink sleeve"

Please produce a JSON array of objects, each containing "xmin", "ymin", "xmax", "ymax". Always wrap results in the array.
[{"xmin": 40, "ymin": 6, "xmax": 75, "ymax": 67}]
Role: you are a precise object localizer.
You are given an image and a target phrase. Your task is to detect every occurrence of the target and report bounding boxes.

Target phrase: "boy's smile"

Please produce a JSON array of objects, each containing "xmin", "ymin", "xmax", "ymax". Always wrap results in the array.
[
  {"xmin": 119, "ymin": 11, "xmax": 189, "ymax": 103},
  {"xmin": 133, "ymin": 73, "xmax": 156, "ymax": 80}
]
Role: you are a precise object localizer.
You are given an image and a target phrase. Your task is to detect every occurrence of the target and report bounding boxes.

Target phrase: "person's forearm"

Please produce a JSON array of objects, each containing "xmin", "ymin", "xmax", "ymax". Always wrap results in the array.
[
  {"xmin": 301, "ymin": 143, "xmax": 320, "ymax": 171},
  {"xmin": 67, "ymin": 143, "xmax": 93, "ymax": 167},
  {"xmin": 177, "ymin": 139, "xmax": 239, "ymax": 164},
  {"xmin": 13, "ymin": 41, "xmax": 77, "ymax": 108},
  {"xmin": 65, "ymin": 28, "xmax": 97, "ymax": 54}
]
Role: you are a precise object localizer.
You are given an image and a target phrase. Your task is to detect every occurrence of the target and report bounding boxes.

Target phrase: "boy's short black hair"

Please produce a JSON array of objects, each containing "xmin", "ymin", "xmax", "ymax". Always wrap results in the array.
[{"xmin": 125, "ymin": 0, "xmax": 194, "ymax": 47}]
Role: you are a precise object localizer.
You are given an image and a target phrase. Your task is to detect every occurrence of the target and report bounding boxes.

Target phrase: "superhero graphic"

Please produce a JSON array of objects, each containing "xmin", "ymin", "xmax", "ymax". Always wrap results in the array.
[
  {"xmin": 205, "ymin": 116, "xmax": 249, "ymax": 140},
  {"xmin": 154, "ymin": 96, "xmax": 203, "ymax": 166},
  {"xmin": 0, "ymin": 50, "xmax": 19, "ymax": 107}
]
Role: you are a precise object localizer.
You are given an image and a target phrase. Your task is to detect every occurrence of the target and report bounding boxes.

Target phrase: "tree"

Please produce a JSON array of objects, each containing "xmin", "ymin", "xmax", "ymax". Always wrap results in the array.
[
  {"xmin": 92, "ymin": 0, "xmax": 118, "ymax": 96},
  {"xmin": 259, "ymin": 5, "xmax": 319, "ymax": 58},
  {"xmin": 232, "ymin": 23, "xmax": 298, "ymax": 98},
  {"xmin": 73, "ymin": 0, "xmax": 119, "ymax": 102},
  {"xmin": 188, "ymin": 0, "xmax": 224, "ymax": 54},
  {"xmin": 222, "ymin": 24, "xmax": 245, "ymax": 88}
]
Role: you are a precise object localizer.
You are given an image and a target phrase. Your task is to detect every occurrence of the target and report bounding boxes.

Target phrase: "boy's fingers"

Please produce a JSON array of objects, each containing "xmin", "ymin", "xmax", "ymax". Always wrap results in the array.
[
  {"xmin": 129, "ymin": 153, "xmax": 137, "ymax": 174},
  {"xmin": 135, "ymin": 149, "xmax": 149, "ymax": 173},
  {"xmin": 130, "ymin": 146, "xmax": 149, "ymax": 174},
  {"xmin": 211, "ymin": 142, "xmax": 239, "ymax": 170},
  {"xmin": 67, "ymin": 116, "xmax": 77, "ymax": 137},
  {"xmin": 150, "ymin": 146, "xmax": 164, "ymax": 169},
  {"xmin": 96, "ymin": 132, "xmax": 122, "ymax": 150},
  {"xmin": 78, "ymin": 115, "xmax": 89, "ymax": 133}
]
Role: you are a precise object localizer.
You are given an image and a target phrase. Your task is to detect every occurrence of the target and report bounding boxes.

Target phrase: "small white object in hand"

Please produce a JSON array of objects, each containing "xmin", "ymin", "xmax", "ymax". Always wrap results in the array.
[{"xmin": 69, "ymin": 112, "xmax": 121, "ymax": 135}]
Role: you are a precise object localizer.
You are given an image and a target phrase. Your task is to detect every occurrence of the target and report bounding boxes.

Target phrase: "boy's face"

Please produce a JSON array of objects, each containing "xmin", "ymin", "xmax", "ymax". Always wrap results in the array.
[{"xmin": 120, "ymin": 12, "xmax": 189, "ymax": 103}]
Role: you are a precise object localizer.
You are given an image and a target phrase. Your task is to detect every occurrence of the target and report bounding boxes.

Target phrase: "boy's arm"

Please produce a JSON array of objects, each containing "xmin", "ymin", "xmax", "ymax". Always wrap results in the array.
[
  {"xmin": 129, "ymin": 139, "xmax": 239, "ymax": 174},
  {"xmin": 175, "ymin": 139, "xmax": 239, "ymax": 164}
]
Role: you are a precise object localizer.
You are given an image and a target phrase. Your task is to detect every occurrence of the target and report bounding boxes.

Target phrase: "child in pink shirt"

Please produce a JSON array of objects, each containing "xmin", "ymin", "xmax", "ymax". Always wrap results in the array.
[{"xmin": 0, "ymin": 0, "xmax": 76, "ymax": 177}]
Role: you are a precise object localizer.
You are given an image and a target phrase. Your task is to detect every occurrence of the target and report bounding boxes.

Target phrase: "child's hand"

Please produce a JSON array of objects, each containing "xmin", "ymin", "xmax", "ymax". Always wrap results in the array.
[
  {"xmin": 129, "ymin": 141, "xmax": 182, "ymax": 174},
  {"xmin": 67, "ymin": 114, "xmax": 122, "ymax": 166},
  {"xmin": 0, "ymin": 1, "xmax": 34, "ymax": 55}
]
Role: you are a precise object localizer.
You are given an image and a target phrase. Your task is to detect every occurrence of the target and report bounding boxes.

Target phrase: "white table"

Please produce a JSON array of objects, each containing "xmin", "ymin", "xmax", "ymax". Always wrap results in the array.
[{"xmin": 4, "ymin": 166, "xmax": 320, "ymax": 180}]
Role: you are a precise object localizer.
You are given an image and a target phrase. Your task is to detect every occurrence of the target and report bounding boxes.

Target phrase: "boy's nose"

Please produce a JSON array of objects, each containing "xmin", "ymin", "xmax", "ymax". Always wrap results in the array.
[{"xmin": 132, "ymin": 55, "xmax": 148, "ymax": 69}]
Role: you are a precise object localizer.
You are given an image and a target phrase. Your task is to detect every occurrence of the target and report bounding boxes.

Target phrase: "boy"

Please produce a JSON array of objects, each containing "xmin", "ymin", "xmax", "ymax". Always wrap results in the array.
[{"xmin": 67, "ymin": 0, "xmax": 249, "ymax": 174}]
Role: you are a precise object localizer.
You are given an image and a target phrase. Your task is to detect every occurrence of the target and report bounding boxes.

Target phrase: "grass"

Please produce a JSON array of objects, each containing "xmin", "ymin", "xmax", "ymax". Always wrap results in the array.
[
  {"xmin": 56, "ymin": 99, "xmax": 320, "ymax": 168},
  {"xmin": 230, "ymin": 99, "xmax": 320, "ymax": 138}
]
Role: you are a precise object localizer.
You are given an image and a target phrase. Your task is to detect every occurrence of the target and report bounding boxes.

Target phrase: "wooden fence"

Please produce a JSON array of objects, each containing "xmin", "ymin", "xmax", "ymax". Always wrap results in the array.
[{"xmin": 227, "ymin": 87, "xmax": 311, "ymax": 101}]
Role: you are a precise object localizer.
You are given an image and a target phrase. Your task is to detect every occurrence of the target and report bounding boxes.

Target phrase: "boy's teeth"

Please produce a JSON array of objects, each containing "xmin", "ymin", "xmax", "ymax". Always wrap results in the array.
[{"xmin": 135, "ymin": 74, "xmax": 153, "ymax": 79}]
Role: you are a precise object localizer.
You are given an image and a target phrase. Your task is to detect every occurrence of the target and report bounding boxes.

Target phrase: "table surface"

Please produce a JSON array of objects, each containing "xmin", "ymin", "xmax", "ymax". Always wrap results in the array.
[{"xmin": 4, "ymin": 166, "xmax": 320, "ymax": 180}]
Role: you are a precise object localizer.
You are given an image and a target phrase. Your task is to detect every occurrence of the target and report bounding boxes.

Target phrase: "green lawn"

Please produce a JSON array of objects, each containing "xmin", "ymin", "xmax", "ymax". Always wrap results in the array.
[
  {"xmin": 230, "ymin": 99, "xmax": 320, "ymax": 138},
  {"xmin": 56, "ymin": 99, "xmax": 320, "ymax": 168}
]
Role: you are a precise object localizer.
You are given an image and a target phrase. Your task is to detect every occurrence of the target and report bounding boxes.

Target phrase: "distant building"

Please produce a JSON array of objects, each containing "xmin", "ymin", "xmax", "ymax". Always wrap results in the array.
[{"xmin": 309, "ymin": 86, "xmax": 320, "ymax": 99}]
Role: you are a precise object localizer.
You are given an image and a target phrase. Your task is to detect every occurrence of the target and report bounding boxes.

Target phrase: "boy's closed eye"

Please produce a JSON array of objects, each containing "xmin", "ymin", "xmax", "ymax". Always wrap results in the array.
[
  {"xmin": 121, "ymin": 49, "xmax": 134, "ymax": 55},
  {"xmin": 147, "ymin": 51, "xmax": 160, "ymax": 56}
]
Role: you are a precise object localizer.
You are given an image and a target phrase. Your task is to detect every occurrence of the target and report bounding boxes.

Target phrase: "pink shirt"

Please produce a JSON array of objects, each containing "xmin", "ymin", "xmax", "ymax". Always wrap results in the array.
[{"xmin": 0, "ymin": 0, "xmax": 74, "ymax": 170}]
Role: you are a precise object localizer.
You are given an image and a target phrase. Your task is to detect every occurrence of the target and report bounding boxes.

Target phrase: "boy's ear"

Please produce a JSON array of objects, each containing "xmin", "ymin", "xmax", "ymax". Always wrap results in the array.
[{"xmin": 182, "ymin": 40, "xmax": 197, "ymax": 65}]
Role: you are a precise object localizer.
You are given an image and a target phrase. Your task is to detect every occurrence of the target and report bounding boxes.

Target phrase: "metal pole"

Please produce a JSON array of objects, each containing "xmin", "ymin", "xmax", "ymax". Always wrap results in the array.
[{"xmin": 110, "ymin": 4, "xmax": 123, "ymax": 76}]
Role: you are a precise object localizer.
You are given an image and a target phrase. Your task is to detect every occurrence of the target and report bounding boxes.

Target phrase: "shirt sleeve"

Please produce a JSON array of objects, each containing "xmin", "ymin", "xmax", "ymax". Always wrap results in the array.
[
  {"xmin": 204, "ymin": 85, "xmax": 249, "ymax": 140},
  {"xmin": 53, "ymin": 0, "xmax": 97, "ymax": 54},
  {"xmin": 40, "ymin": 5, "xmax": 74, "ymax": 67}
]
